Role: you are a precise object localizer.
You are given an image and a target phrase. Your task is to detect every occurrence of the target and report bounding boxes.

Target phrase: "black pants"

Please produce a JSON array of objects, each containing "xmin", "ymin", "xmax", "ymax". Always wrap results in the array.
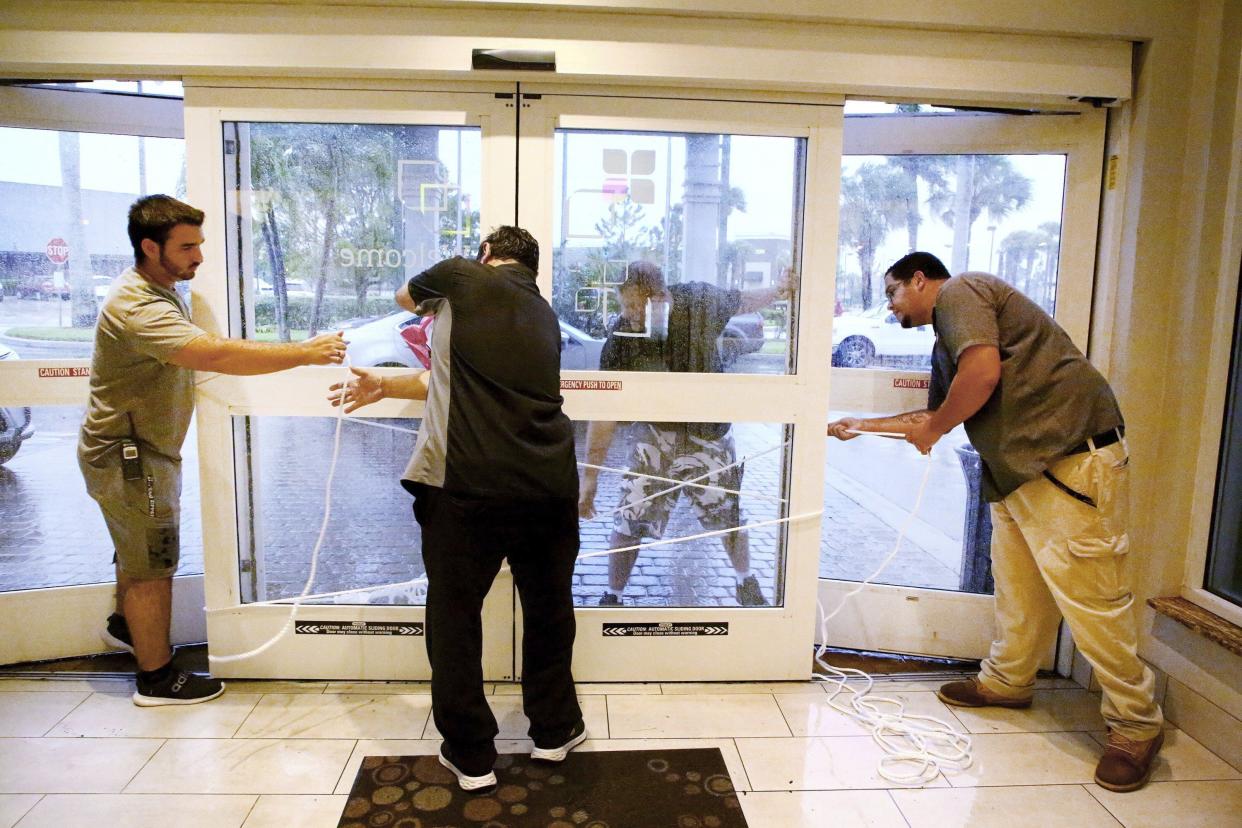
[{"xmin": 412, "ymin": 484, "xmax": 582, "ymax": 774}]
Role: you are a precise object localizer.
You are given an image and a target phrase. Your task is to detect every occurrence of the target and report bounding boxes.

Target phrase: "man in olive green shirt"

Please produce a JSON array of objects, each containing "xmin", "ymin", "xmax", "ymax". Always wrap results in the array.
[
  {"xmin": 82, "ymin": 195, "xmax": 346, "ymax": 706},
  {"xmin": 827, "ymin": 251, "xmax": 1162, "ymax": 793}
]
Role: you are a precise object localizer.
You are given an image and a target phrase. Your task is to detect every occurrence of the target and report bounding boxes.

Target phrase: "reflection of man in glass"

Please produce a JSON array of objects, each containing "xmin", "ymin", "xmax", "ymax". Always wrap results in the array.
[{"xmin": 578, "ymin": 261, "xmax": 790, "ymax": 607}]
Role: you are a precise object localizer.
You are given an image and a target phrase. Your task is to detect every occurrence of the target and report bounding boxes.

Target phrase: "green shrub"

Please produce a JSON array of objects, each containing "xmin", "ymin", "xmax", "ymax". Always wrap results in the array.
[{"xmin": 253, "ymin": 296, "xmax": 396, "ymax": 330}]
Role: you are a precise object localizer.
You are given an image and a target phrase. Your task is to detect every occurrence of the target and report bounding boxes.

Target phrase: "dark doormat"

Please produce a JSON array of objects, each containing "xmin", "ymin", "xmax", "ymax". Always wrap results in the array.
[{"xmin": 337, "ymin": 747, "xmax": 748, "ymax": 828}]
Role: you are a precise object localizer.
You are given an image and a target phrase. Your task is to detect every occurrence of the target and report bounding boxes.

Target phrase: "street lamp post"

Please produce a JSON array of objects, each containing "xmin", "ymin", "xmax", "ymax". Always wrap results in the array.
[{"xmin": 987, "ymin": 224, "xmax": 997, "ymax": 273}]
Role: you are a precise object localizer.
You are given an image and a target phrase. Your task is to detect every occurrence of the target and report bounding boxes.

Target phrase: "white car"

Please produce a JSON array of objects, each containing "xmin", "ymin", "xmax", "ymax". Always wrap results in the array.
[
  {"xmin": 0, "ymin": 345, "xmax": 34, "ymax": 465},
  {"xmin": 831, "ymin": 305, "xmax": 936, "ymax": 368},
  {"xmin": 344, "ymin": 311, "xmax": 605, "ymax": 371},
  {"xmin": 256, "ymin": 278, "xmax": 314, "ymax": 297}
]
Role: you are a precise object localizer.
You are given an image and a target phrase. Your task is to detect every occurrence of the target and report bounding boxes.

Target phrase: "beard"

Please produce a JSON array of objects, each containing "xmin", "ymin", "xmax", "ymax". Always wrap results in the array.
[{"xmin": 160, "ymin": 252, "xmax": 197, "ymax": 281}]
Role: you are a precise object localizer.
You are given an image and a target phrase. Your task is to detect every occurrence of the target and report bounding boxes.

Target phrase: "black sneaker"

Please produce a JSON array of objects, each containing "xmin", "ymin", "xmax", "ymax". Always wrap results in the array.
[
  {"xmin": 531, "ymin": 720, "xmax": 587, "ymax": 763},
  {"xmin": 133, "ymin": 667, "xmax": 225, "ymax": 707},
  {"xmin": 598, "ymin": 592, "xmax": 622, "ymax": 607},
  {"xmin": 100, "ymin": 613, "xmax": 134, "ymax": 654},
  {"xmin": 736, "ymin": 575, "xmax": 768, "ymax": 607},
  {"xmin": 438, "ymin": 744, "xmax": 497, "ymax": 793}
]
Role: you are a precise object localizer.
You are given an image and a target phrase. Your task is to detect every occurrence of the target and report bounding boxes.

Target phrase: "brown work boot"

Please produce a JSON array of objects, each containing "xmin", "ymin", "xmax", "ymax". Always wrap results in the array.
[
  {"xmin": 1094, "ymin": 729, "xmax": 1164, "ymax": 792},
  {"xmin": 936, "ymin": 677, "xmax": 1033, "ymax": 709}
]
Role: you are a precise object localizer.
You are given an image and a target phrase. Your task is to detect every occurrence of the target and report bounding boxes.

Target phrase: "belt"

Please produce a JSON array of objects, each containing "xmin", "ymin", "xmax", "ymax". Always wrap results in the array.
[{"xmin": 1066, "ymin": 425, "xmax": 1125, "ymax": 456}]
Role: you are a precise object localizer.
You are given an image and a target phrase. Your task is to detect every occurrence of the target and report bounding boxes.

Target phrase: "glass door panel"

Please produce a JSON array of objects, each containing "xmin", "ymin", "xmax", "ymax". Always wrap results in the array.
[
  {"xmin": 835, "ymin": 152, "xmax": 1068, "ymax": 370},
  {"xmin": 574, "ymin": 418, "xmax": 790, "ymax": 609},
  {"xmin": 0, "ymin": 90, "xmax": 196, "ymax": 666},
  {"xmin": 821, "ymin": 109, "xmax": 1105, "ymax": 660},
  {"xmin": 522, "ymin": 91, "xmax": 840, "ymax": 681},
  {"xmin": 551, "ymin": 130, "xmax": 801, "ymax": 376},
  {"xmin": 189, "ymin": 86, "xmax": 514, "ymax": 680},
  {"xmin": 236, "ymin": 414, "xmax": 422, "ymax": 606}
]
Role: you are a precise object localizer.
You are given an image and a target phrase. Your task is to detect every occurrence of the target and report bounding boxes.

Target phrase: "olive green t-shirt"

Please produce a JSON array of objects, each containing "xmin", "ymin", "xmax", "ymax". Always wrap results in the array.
[
  {"xmin": 928, "ymin": 272, "xmax": 1123, "ymax": 501},
  {"xmin": 78, "ymin": 267, "xmax": 207, "ymax": 465}
]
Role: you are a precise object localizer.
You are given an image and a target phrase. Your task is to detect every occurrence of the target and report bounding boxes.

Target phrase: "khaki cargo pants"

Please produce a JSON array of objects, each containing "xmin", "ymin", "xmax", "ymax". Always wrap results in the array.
[{"xmin": 978, "ymin": 440, "xmax": 1163, "ymax": 741}]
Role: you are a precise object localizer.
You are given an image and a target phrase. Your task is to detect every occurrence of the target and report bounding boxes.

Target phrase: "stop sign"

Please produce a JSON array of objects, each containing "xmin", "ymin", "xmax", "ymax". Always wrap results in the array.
[{"xmin": 46, "ymin": 238, "xmax": 69, "ymax": 265}]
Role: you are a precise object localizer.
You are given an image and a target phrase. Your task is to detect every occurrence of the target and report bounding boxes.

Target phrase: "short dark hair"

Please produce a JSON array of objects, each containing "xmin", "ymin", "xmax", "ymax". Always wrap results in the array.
[
  {"xmin": 481, "ymin": 226, "xmax": 539, "ymax": 272},
  {"xmin": 128, "ymin": 195, "xmax": 204, "ymax": 265},
  {"xmin": 886, "ymin": 251, "xmax": 952, "ymax": 283},
  {"xmin": 619, "ymin": 260, "xmax": 667, "ymax": 297}
]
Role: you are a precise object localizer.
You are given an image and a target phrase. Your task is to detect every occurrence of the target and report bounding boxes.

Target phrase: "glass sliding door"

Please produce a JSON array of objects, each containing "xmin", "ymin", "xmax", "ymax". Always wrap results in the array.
[
  {"xmin": 820, "ymin": 107, "xmax": 1107, "ymax": 659},
  {"xmin": 0, "ymin": 87, "xmax": 193, "ymax": 665},
  {"xmin": 187, "ymin": 85, "xmax": 515, "ymax": 679}
]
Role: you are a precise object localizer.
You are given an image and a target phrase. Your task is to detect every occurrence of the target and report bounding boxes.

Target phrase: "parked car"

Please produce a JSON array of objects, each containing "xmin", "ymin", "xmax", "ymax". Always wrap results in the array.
[
  {"xmin": 16, "ymin": 274, "xmax": 69, "ymax": 301},
  {"xmin": 344, "ymin": 311, "xmax": 605, "ymax": 371},
  {"xmin": 256, "ymin": 278, "xmax": 315, "ymax": 297},
  {"xmin": 718, "ymin": 311, "xmax": 766, "ymax": 367},
  {"xmin": 831, "ymin": 305, "xmax": 936, "ymax": 368},
  {"xmin": 345, "ymin": 307, "xmax": 761, "ymax": 372},
  {"xmin": 0, "ymin": 345, "xmax": 35, "ymax": 465}
]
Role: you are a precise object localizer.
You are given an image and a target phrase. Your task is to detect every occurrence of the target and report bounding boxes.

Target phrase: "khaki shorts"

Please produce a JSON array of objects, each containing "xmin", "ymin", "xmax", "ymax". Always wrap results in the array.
[
  {"xmin": 613, "ymin": 423, "xmax": 742, "ymax": 540},
  {"xmin": 78, "ymin": 443, "xmax": 182, "ymax": 579}
]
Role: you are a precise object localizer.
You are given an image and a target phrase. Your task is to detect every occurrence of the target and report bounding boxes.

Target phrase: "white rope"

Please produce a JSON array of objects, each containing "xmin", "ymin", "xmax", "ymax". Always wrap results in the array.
[
  {"xmin": 813, "ymin": 439, "xmax": 974, "ymax": 784},
  {"xmin": 208, "ymin": 361, "xmax": 351, "ymax": 664},
  {"xmin": 209, "ymin": 368, "xmax": 975, "ymax": 789},
  {"xmin": 207, "ymin": 509, "xmax": 821, "ymax": 611},
  {"xmin": 342, "ymin": 414, "xmax": 787, "ymax": 505},
  {"xmin": 208, "ymin": 362, "xmax": 807, "ymax": 651}
]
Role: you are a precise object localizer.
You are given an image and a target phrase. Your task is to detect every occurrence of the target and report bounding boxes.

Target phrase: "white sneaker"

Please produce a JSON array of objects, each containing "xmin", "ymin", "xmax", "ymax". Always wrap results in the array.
[
  {"xmin": 531, "ymin": 720, "xmax": 587, "ymax": 762},
  {"xmin": 438, "ymin": 746, "xmax": 497, "ymax": 792}
]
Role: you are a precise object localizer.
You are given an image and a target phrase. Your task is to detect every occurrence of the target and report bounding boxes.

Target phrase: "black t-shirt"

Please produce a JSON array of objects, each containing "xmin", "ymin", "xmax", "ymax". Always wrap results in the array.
[
  {"xmin": 599, "ymin": 281, "xmax": 741, "ymax": 442},
  {"xmin": 400, "ymin": 257, "xmax": 577, "ymax": 500}
]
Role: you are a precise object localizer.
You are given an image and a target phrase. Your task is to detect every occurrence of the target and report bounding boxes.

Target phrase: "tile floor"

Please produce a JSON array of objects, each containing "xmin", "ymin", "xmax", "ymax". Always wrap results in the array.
[{"xmin": 1, "ymin": 674, "xmax": 1239, "ymax": 827}]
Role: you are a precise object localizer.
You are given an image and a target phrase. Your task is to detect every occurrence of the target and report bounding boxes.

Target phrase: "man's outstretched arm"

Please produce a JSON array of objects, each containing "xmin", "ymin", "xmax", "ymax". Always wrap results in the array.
[
  {"xmin": 327, "ymin": 366, "xmax": 430, "ymax": 413},
  {"xmin": 171, "ymin": 331, "xmax": 346, "ymax": 375}
]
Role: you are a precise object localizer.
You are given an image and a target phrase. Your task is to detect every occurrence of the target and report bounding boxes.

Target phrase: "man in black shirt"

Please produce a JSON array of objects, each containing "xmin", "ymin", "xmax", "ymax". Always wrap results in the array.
[
  {"xmin": 330, "ymin": 227, "xmax": 584, "ymax": 793},
  {"xmin": 579, "ymin": 262, "xmax": 789, "ymax": 607}
]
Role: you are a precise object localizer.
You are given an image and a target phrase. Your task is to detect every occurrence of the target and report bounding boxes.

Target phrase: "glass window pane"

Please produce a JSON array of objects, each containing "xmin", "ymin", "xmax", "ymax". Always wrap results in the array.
[
  {"xmin": 835, "ymin": 153, "xmax": 1066, "ymax": 370},
  {"xmin": 552, "ymin": 130, "xmax": 801, "ymax": 375},
  {"xmin": 0, "ymin": 127, "xmax": 186, "ymax": 358},
  {"xmin": 238, "ymin": 415, "xmax": 424, "ymax": 605},
  {"xmin": 1206, "ymin": 275, "xmax": 1242, "ymax": 607},
  {"xmin": 223, "ymin": 122, "xmax": 482, "ymax": 351},
  {"xmin": 576, "ymin": 419, "xmax": 789, "ymax": 607},
  {"xmin": 819, "ymin": 413, "xmax": 991, "ymax": 594},
  {"xmin": 0, "ymin": 404, "xmax": 203, "ymax": 592}
]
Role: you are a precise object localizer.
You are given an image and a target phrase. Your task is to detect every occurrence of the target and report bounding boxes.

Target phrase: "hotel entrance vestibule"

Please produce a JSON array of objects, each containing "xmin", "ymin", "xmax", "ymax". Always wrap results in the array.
[{"xmin": 0, "ymin": 77, "xmax": 1108, "ymax": 684}]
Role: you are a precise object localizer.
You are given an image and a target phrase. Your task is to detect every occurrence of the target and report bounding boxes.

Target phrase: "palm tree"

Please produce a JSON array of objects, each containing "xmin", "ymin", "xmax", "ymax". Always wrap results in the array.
[
  {"xmin": 1036, "ymin": 221, "xmax": 1061, "ymax": 310},
  {"xmin": 997, "ymin": 221, "xmax": 1061, "ymax": 313},
  {"xmin": 930, "ymin": 156, "xmax": 1032, "ymax": 273},
  {"xmin": 838, "ymin": 162, "xmax": 907, "ymax": 309},
  {"xmin": 884, "ymin": 154, "xmax": 949, "ymax": 252}
]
